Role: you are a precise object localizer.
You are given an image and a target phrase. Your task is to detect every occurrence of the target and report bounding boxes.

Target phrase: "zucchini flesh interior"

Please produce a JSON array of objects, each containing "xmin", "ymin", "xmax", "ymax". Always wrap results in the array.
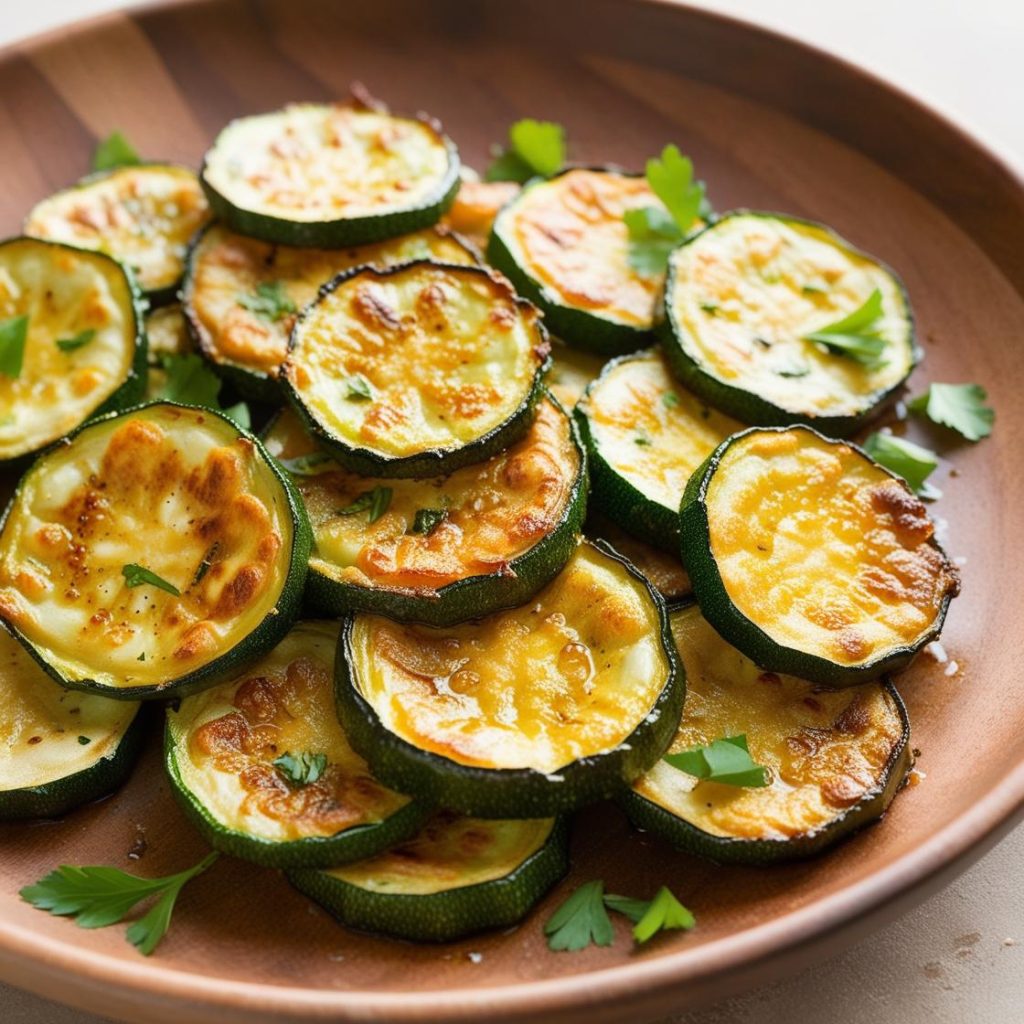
[
  {"xmin": 0, "ymin": 403, "xmax": 304, "ymax": 698},
  {"xmin": 0, "ymin": 628, "xmax": 142, "ymax": 818},
  {"xmin": 663, "ymin": 213, "xmax": 916, "ymax": 429},
  {"xmin": 166, "ymin": 620, "xmax": 420, "ymax": 865},
  {"xmin": 685, "ymin": 426, "xmax": 959, "ymax": 683},
  {"xmin": 25, "ymin": 165, "xmax": 211, "ymax": 299},
  {"xmin": 185, "ymin": 223, "xmax": 477, "ymax": 381},
  {"xmin": 627, "ymin": 605, "xmax": 910, "ymax": 860},
  {"xmin": 547, "ymin": 341, "xmax": 606, "ymax": 409},
  {"xmin": 263, "ymin": 395, "xmax": 583, "ymax": 617},
  {"xmin": 0, "ymin": 238, "xmax": 143, "ymax": 462},
  {"xmin": 283, "ymin": 261, "xmax": 549, "ymax": 475}
]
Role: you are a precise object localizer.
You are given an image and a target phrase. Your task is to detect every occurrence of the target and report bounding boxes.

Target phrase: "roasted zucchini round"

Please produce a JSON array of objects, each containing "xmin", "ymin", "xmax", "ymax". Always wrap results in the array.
[
  {"xmin": 0, "ymin": 630, "xmax": 145, "ymax": 820},
  {"xmin": 622, "ymin": 604, "xmax": 912, "ymax": 862},
  {"xmin": 183, "ymin": 222, "xmax": 478, "ymax": 402},
  {"xmin": 660, "ymin": 212, "xmax": 918, "ymax": 435},
  {"xmin": 166, "ymin": 620, "xmax": 428, "ymax": 868},
  {"xmin": 335, "ymin": 541, "xmax": 684, "ymax": 817},
  {"xmin": 488, "ymin": 167, "xmax": 669, "ymax": 356},
  {"xmin": 442, "ymin": 174, "xmax": 520, "ymax": 252},
  {"xmin": 262, "ymin": 394, "xmax": 587, "ymax": 626},
  {"xmin": 282, "ymin": 261, "xmax": 551, "ymax": 478},
  {"xmin": 0, "ymin": 237, "xmax": 146, "ymax": 464},
  {"xmin": 24, "ymin": 164, "xmax": 210, "ymax": 305},
  {"xmin": 679, "ymin": 426, "xmax": 960, "ymax": 687},
  {"xmin": 288, "ymin": 812, "xmax": 568, "ymax": 942},
  {"xmin": 200, "ymin": 103, "xmax": 460, "ymax": 248},
  {"xmin": 0, "ymin": 402, "xmax": 311, "ymax": 701},
  {"xmin": 575, "ymin": 350, "xmax": 741, "ymax": 552}
]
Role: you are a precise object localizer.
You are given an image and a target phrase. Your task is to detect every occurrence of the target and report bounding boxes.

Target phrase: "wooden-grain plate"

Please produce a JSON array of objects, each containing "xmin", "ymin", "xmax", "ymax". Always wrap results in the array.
[{"xmin": 1, "ymin": 1, "xmax": 1022, "ymax": 1021}]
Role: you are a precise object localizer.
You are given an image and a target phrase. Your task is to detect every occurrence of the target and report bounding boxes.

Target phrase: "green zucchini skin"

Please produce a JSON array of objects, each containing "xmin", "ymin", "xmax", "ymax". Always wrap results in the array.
[
  {"xmin": 0, "ymin": 706, "xmax": 148, "ymax": 821},
  {"xmin": 333, "ymin": 541, "xmax": 685, "ymax": 818},
  {"xmin": 658, "ymin": 211, "xmax": 920, "ymax": 438},
  {"xmin": 287, "ymin": 816, "xmax": 569, "ymax": 942},
  {"xmin": 0, "ymin": 402, "xmax": 312, "ymax": 702},
  {"xmin": 678, "ymin": 424, "xmax": 957, "ymax": 687},
  {"xmin": 282, "ymin": 261, "xmax": 551, "ymax": 479}
]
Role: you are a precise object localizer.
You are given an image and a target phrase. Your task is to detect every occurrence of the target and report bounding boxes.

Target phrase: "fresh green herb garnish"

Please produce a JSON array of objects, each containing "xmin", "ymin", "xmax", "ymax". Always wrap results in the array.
[
  {"xmin": 336, "ymin": 486, "xmax": 393, "ymax": 524},
  {"xmin": 92, "ymin": 131, "xmax": 141, "ymax": 172},
  {"xmin": 622, "ymin": 206, "xmax": 683, "ymax": 276},
  {"xmin": 280, "ymin": 451, "xmax": 336, "ymax": 477},
  {"xmin": 907, "ymin": 382, "xmax": 994, "ymax": 442},
  {"xmin": 630, "ymin": 887, "xmax": 696, "ymax": 944},
  {"xmin": 155, "ymin": 354, "xmax": 250, "ymax": 429},
  {"xmin": 486, "ymin": 119, "xmax": 566, "ymax": 183},
  {"xmin": 776, "ymin": 364, "xmax": 811, "ymax": 379},
  {"xmin": 545, "ymin": 880, "xmax": 614, "ymax": 952},
  {"xmin": 804, "ymin": 288, "xmax": 887, "ymax": 368},
  {"xmin": 273, "ymin": 751, "xmax": 327, "ymax": 786},
  {"xmin": 664, "ymin": 734, "xmax": 769, "ymax": 788},
  {"xmin": 634, "ymin": 434, "xmax": 652, "ymax": 447},
  {"xmin": 0, "ymin": 315, "xmax": 29, "ymax": 378},
  {"xmin": 699, "ymin": 300, "xmax": 719, "ymax": 314},
  {"xmin": 56, "ymin": 328, "xmax": 96, "ymax": 353},
  {"xmin": 863, "ymin": 432, "xmax": 940, "ymax": 498},
  {"xmin": 802, "ymin": 280, "xmax": 829, "ymax": 295},
  {"xmin": 345, "ymin": 374, "xmax": 374, "ymax": 401},
  {"xmin": 410, "ymin": 508, "xmax": 447, "ymax": 535},
  {"xmin": 20, "ymin": 852, "xmax": 218, "ymax": 956},
  {"xmin": 192, "ymin": 543, "xmax": 219, "ymax": 586},
  {"xmin": 221, "ymin": 402, "xmax": 251, "ymax": 431},
  {"xmin": 77, "ymin": 736, "xmax": 91, "ymax": 746},
  {"xmin": 137, "ymin": 652, "xmax": 146, "ymax": 662},
  {"xmin": 661, "ymin": 391, "xmax": 680, "ymax": 409},
  {"xmin": 121, "ymin": 563, "xmax": 180, "ymax": 597},
  {"xmin": 237, "ymin": 281, "xmax": 297, "ymax": 323}
]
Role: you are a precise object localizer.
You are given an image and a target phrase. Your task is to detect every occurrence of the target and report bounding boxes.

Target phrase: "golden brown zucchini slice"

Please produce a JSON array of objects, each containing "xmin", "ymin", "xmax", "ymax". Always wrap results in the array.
[{"xmin": 547, "ymin": 341, "xmax": 606, "ymax": 409}]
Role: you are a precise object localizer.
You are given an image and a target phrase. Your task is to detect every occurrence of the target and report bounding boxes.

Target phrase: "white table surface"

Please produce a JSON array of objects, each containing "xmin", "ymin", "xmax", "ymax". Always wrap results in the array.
[{"xmin": 2, "ymin": 2, "xmax": 1022, "ymax": 1022}]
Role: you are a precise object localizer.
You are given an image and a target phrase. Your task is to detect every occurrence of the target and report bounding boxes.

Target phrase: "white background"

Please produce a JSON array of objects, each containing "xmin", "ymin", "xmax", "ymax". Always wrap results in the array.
[{"xmin": 2, "ymin": 2, "xmax": 1022, "ymax": 1022}]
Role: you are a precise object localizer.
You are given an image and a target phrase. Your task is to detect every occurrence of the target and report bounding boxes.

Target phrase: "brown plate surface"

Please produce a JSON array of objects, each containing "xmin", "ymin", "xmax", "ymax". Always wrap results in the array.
[{"xmin": 0, "ymin": 1, "xmax": 1022, "ymax": 1021}]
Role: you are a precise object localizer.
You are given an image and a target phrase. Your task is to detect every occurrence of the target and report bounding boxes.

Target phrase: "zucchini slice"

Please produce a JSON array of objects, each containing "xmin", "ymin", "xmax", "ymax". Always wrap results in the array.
[
  {"xmin": 25, "ymin": 164, "xmax": 211, "ymax": 305},
  {"xmin": 262, "ymin": 394, "xmax": 586, "ymax": 627},
  {"xmin": 547, "ymin": 341, "xmax": 606, "ymax": 410},
  {"xmin": 288, "ymin": 811, "xmax": 568, "ymax": 942},
  {"xmin": 488, "ymin": 168, "xmax": 668, "ymax": 356},
  {"xmin": 183, "ymin": 223, "xmax": 477, "ymax": 402},
  {"xmin": 144, "ymin": 304, "xmax": 194, "ymax": 401},
  {"xmin": 585, "ymin": 513, "xmax": 691, "ymax": 602},
  {"xmin": 575, "ymin": 350, "xmax": 741, "ymax": 552},
  {"xmin": 282, "ymin": 261, "xmax": 551, "ymax": 478},
  {"xmin": 166, "ymin": 620, "xmax": 427, "ymax": 868},
  {"xmin": 660, "ymin": 212, "xmax": 918, "ymax": 435},
  {"xmin": 442, "ymin": 175, "xmax": 520, "ymax": 251},
  {"xmin": 0, "ymin": 629, "xmax": 145, "ymax": 820},
  {"xmin": 623, "ymin": 604, "xmax": 911, "ymax": 863},
  {"xmin": 200, "ymin": 103, "xmax": 460, "ymax": 248},
  {"xmin": 0, "ymin": 402, "xmax": 311, "ymax": 701},
  {"xmin": 679, "ymin": 426, "xmax": 960, "ymax": 687},
  {"xmin": 0, "ymin": 237, "xmax": 146, "ymax": 464},
  {"xmin": 335, "ymin": 541, "xmax": 683, "ymax": 817}
]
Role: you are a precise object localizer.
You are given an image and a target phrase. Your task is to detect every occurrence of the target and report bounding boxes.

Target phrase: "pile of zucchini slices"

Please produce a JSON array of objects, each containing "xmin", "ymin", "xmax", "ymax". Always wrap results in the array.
[{"xmin": 0, "ymin": 94, "xmax": 962, "ymax": 948}]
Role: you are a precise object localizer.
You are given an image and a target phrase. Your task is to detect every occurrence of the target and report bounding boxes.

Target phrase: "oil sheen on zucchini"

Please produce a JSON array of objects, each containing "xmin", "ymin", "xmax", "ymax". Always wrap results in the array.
[
  {"xmin": 335, "ymin": 541, "xmax": 683, "ymax": 817},
  {"xmin": 487, "ymin": 168, "xmax": 669, "ymax": 356},
  {"xmin": 0, "ymin": 629, "xmax": 144, "ymax": 819},
  {"xmin": 679, "ymin": 426, "xmax": 960, "ymax": 687},
  {"xmin": 166, "ymin": 620, "xmax": 427, "ymax": 868},
  {"xmin": 0, "ymin": 402, "xmax": 311, "ymax": 701},
  {"xmin": 660, "ymin": 213, "xmax": 918, "ymax": 435},
  {"xmin": 25, "ymin": 164, "xmax": 211, "ymax": 305},
  {"xmin": 183, "ymin": 223, "xmax": 477, "ymax": 402},
  {"xmin": 283, "ymin": 261, "xmax": 551, "ymax": 478},
  {"xmin": 623, "ymin": 604, "xmax": 911, "ymax": 862},
  {"xmin": 262, "ymin": 394, "xmax": 586, "ymax": 627},
  {"xmin": 288, "ymin": 811, "xmax": 568, "ymax": 942},
  {"xmin": 200, "ymin": 103, "xmax": 460, "ymax": 247},
  {"xmin": 575, "ymin": 350, "xmax": 741, "ymax": 552},
  {"xmin": 0, "ymin": 237, "xmax": 146, "ymax": 463}
]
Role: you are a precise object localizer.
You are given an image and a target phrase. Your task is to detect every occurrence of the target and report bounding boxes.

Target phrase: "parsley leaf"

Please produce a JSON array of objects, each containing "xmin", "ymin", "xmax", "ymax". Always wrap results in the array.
[
  {"xmin": 345, "ymin": 373, "xmax": 374, "ymax": 400},
  {"xmin": 237, "ymin": 281, "xmax": 297, "ymax": 322},
  {"xmin": 92, "ymin": 131, "xmax": 141, "ymax": 172},
  {"xmin": 623, "ymin": 206, "xmax": 683, "ymax": 275},
  {"xmin": 410, "ymin": 508, "xmax": 447, "ymax": 535},
  {"xmin": 77, "ymin": 736, "xmax": 91, "ymax": 745},
  {"xmin": 0, "ymin": 315, "xmax": 29, "ymax": 378},
  {"xmin": 220, "ymin": 401, "xmax": 251, "ymax": 431},
  {"xmin": 56, "ymin": 328, "xmax": 96, "ymax": 353},
  {"xmin": 907, "ymin": 382, "xmax": 994, "ymax": 442},
  {"xmin": 121, "ymin": 563, "xmax": 180, "ymax": 597},
  {"xmin": 664, "ymin": 734, "xmax": 769, "ymax": 788},
  {"xmin": 20, "ymin": 852, "xmax": 217, "ymax": 956},
  {"xmin": 601, "ymin": 894, "xmax": 650, "ymax": 923},
  {"xmin": 279, "ymin": 451, "xmax": 336, "ymax": 477},
  {"xmin": 273, "ymin": 751, "xmax": 327, "ymax": 786},
  {"xmin": 804, "ymin": 288, "xmax": 888, "ymax": 368},
  {"xmin": 336, "ymin": 486, "xmax": 392, "ymax": 524},
  {"xmin": 486, "ymin": 119, "xmax": 566, "ymax": 183},
  {"xmin": 155, "ymin": 354, "xmax": 251, "ymax": 430},
  {"xmin": 644, "ymin": 144, "xmax": 707, "ymax": 236},
  {"xmin": 631, "ymin": 887, "xmax": 696, "ymax": 944},
  {"xmin": 544, "ymin": 880, "xmax": 614, "ymax": 952},
  {"xmin": 662, "ymin": 391, "xmax": 680, "ymax": 408},
  {"xmin": 863, "ymin": 432, "xmax": 940, "ymax": 497}
]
